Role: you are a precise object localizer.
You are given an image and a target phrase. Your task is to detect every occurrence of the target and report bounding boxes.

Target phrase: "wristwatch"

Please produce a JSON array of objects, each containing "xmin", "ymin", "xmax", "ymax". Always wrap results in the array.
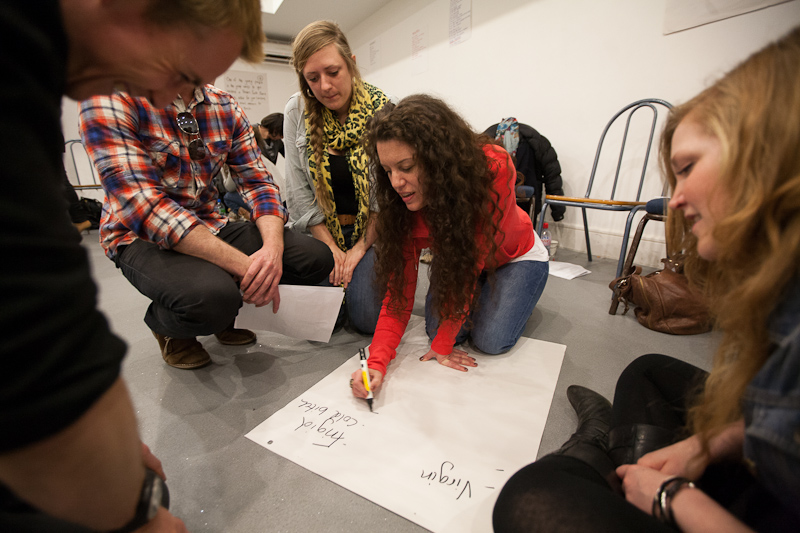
[{"xmin": 111, "ymin": 468, "xmax": 169, "ymax": 533}]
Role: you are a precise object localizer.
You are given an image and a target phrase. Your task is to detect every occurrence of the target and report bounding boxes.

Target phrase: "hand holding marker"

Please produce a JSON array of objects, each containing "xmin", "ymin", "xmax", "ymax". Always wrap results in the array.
[{"xmin": 359, "ymin": 348, "xmax": 373, "ymax": 412}]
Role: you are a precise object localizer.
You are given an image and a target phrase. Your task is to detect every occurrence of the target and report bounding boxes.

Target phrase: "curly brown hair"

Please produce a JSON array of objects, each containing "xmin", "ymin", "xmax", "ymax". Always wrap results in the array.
[
  {"xmin": 662, "ymin": 26, "xmax": 800, "ymax": 440},
  {"xmin": 365, "ymin": 94, "xmax": 503, "ymax": 323}
]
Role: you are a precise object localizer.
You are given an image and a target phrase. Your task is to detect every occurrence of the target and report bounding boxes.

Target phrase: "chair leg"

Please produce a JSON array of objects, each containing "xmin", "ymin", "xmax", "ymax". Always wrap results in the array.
[
  {"xmin": 615, "ymin": 206, "xmax": 645, "ymax": 278},
  {"xmin": 536, "ymin": 204, "xmax": 548, "ymax": 235},
  {"xmin": 582, "ymin": 208, "xmax": 592, "ymax": 262}
]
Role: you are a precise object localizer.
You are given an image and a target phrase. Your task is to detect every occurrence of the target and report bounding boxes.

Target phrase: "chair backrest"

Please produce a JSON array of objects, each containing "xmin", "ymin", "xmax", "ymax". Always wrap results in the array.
[
  {"xmin": 584, "ymin": 98, "xmax": 672, "ymax": 202},
  {"xmin": 64, "ymin": 139, "xmax": 102, "ymax": 189}
]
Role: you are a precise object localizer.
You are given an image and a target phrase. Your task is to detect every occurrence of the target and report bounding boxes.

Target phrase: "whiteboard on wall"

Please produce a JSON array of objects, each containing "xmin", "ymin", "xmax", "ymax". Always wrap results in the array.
[
  {"xmin": 664, "ymin": 0, "xmax": 791, "ymax": 34},
  {"xmin": 222, "ymin": 70, "xmax": 270, "ymax": 126},
  {"xmin": 246, "ymin": 316, "xmax": 566, "ymax": 532},
  {"xmin": 216, "ymin": 62, "xmax": 299, "ymax": 127}
]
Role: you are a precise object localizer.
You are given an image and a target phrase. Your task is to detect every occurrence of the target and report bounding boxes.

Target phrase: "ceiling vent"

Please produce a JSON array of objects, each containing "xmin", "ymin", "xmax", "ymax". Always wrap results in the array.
[{"xmin": 264, "ymin": 39, "xmax": 292, "ymax": 66}]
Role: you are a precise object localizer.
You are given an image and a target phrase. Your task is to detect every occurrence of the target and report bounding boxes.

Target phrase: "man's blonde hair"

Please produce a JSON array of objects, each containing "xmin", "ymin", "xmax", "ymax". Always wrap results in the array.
[{"xmin": 144, "ymin": 0, "xmax": 265, "ymax": 63}]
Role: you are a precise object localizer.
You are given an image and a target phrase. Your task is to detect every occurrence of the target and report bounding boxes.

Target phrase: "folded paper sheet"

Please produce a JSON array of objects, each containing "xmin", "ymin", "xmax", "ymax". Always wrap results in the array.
[
  {"xmin": 246, "ymin": 316, "xmax": 565, "ymax": 532},
  {"xmin": 235, "ymin": 285, "xmax": 344, "ymax": 343},
  {"xmin": 548, "ymin": 261, "xmax": 592, "ymax": 280}
]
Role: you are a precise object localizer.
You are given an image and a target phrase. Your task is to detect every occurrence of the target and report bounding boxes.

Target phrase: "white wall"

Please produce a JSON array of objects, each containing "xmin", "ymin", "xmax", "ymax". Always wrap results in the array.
[
  {"xmin": 59, "ymin": 0, "xmax": 800, "ymax": 266},
  {"xmin": 347, "ymin": 0, "xmax": 800, "ymax": 267}
]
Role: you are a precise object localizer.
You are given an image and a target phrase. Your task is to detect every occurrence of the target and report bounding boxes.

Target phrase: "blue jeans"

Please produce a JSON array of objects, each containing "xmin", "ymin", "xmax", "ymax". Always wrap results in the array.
[
  {"xmin": 516, "ymin": 185, "xmax": 535, "ymax": 199},
  {"xmin": 223, "ymin": 191, "xmax": 250, "ymax": 213},
  {"xmin": 425, "ymin": 259, "xmax": 549, "ymax": 354},
  {"xmin": 321, "ymin": 244, "xmax": 382, "ymax": 334},
  {"xmin": 345, "ymin": 246, "xmax": 382, "ymax": 334}
]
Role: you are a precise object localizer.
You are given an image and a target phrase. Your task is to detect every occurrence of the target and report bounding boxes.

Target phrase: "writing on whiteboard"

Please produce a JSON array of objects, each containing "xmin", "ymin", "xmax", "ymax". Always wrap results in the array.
[
  {"xmin": 293, "ymin": 399, "xmax": 358, "ymax": 448},
  {"xmin": 223, "ymin": 70, "xmax": 268, "ymax": 122}
]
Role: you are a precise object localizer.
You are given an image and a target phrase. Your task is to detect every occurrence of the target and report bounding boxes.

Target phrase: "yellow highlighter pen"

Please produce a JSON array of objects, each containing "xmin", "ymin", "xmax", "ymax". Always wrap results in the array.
[{"xmin": 359, "ymin": 348, "xmax": 373, "ymax": 412}]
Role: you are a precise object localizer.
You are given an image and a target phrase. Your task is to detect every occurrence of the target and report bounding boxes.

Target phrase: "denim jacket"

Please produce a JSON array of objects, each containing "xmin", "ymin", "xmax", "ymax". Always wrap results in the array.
[{"xmin": 742, "ymin": 279, "xmax": 800, "ymax": 513}]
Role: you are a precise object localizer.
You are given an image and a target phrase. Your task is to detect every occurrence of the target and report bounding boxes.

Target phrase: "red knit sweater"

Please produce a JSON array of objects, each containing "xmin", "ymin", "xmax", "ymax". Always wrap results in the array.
[{"xmin": 368, "ymin": 145, "xmax": 536, "ymax": 374}]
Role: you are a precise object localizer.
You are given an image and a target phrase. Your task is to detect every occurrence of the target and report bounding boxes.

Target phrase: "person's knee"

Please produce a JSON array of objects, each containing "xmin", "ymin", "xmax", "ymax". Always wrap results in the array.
[
  {"xmin": 349, "ymin": 313, "xmax": 377, "ymax": 335},
  {"xmin": 175, "ymin": 279, "xmax": 241, "ymax": 333},
  {"xmin": 284, "ymin": 232, "xmax": 334, "ymax": 285},
  {"xmin": 619, "ymin": 353, "xmax": 670, "ymax": 383},
  {"xmin": 312, "ymin": 246, "xmax": 335, "ymax": 278},
  {"xmin": 470, "ymin": 320, "xmax": 517, "ymax": 354},
  {"xmin": 471, "ymin": 333, "xmax": 513, "ymax": 355},
  {"xmin": 346, "ymin": 293, "xmax": 380, "ymax": 334}
]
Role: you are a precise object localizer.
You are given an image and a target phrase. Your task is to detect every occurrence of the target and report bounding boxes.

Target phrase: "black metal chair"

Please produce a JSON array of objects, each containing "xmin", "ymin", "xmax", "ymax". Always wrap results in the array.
[{"xmin": 536, "ymin": 98, "xmax": 672, "ymax": 278}]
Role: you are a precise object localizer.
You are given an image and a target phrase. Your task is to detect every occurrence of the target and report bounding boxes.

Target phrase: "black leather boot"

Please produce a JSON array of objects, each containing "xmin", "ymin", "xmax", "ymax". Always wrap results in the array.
[
  {"xmin": 607, "ymin": 424, "xmax": 676, "ymax": 467},
  {"xmin": 558, "ymin": 385, "xmax": 613, "ymax": 452},
  {"xmin": 554, "ymin": 385, "xmax": 622, "ymax": 494}
]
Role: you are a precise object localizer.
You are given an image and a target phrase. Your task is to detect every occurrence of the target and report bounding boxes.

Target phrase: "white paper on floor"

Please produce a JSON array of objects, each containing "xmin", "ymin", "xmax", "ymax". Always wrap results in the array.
[
  {"xmin": 548, "ymin": 261, "xmax": 592, "ymax": 280},
  {"xmin": 245, "ymin": 315, "xmax": 565, "ymax": 532},
  {"xmin": 235, "ymin": 284, "xmax": 344, "ymax": 343}
]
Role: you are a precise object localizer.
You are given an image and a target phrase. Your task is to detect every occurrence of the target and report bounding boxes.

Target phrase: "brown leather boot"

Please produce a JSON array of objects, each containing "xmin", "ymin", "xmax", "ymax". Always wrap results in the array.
[
  {"xmin": 214, "ymin": 323, "xmax": 256, "ymax": 345},
  {"xmin": 152, "ymin": 332, "xmax": 211, "ymax": 369}
]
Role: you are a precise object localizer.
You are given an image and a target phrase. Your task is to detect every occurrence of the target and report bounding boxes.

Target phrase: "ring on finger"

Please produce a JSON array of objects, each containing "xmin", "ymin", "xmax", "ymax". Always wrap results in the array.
[{"xmin": 349, "ymin": 378, "xmax": 354, "ymax": 388}]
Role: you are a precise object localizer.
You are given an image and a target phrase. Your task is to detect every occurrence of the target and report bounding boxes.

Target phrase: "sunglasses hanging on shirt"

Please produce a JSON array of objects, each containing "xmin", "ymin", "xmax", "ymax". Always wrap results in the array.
[{"xmin": 176, "ymin": 112, "xmax": 206, "ymax": 160}]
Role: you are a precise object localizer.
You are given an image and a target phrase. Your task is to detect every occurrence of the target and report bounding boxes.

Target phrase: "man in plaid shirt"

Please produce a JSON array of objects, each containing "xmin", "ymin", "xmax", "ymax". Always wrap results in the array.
[{"xmin": 79, "ymin": 85, "xmax": 333, "ymax": 369}]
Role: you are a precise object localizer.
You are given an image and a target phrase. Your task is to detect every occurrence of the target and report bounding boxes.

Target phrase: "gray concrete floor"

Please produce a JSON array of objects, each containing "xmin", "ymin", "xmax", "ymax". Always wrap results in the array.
[{"xmin": 82, "ymin": 232, "xmax": 717, "ymax": 532}]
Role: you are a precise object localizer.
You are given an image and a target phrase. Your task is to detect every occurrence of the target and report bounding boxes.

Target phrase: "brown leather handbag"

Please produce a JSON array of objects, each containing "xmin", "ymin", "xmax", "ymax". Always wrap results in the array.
[{"xmin": 609, "ymin": 257, "xmax": 712, "ymax": 335}]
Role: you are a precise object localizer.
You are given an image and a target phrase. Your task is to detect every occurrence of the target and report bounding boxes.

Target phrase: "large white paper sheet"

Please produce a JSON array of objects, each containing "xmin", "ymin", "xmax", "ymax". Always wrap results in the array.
[
  {"xmin": 235, "ymin": 285, "xmax": 344, "ymax": 343},
  {"xmin": 246, "ymin": 316, "xmax": 565, "ymax": 532}
]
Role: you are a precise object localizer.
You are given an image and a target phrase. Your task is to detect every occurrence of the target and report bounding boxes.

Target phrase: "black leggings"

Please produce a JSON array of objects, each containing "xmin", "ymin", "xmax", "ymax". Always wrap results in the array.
[
  {"xmin": 493, "ymin": 354, "xmax": 798, "ymax": 532},
  {"xmin": 611, "ymin": 353, "xmax": 707, "ymax": 432}
]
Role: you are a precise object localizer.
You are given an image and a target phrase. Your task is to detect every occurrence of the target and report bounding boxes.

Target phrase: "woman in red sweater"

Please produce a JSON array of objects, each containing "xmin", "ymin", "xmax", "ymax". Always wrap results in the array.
[{"xmin": 351, "ymin": 94, "xmax": 550, "ymax": 396}]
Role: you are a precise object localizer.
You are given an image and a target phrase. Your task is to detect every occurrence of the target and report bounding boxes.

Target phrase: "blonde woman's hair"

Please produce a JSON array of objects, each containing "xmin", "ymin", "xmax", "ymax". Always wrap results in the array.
[
  {"xmin": 143, "ymin": 0, "xmax": 265, "ymax": 63},
  {"xmin": 662, "ymin": 26, "xmax": 800, "ymax": 439},
  {"xmin": 290, "ymin": 20, "xmax": 361, "ymax": 214}
]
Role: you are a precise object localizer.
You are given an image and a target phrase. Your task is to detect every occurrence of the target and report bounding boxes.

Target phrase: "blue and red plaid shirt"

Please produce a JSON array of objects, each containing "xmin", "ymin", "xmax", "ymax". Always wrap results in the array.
[{"xmin": 79, "ymin": 85, "xmax": 287, "ymax": 259}]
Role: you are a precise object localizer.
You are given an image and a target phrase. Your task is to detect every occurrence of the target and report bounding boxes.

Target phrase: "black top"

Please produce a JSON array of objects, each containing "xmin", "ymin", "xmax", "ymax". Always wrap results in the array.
[
  {"xmin": 2, "ymin": 3, "xmax": 127, "ymax": 528},
  {"xmin": 262, "ymin": 138, "xmax": 284, "ymax": 164},
  {"xmin": 0, "ymin": 0, "xmax": 126, "ymax": 456},
  {"xmin": 329, "ymin": 153, "xmax": 357, "ymax": 216}
]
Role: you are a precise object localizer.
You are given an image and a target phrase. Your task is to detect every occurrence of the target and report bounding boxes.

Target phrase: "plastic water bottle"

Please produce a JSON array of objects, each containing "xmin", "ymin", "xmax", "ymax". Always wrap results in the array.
[
  {"xmin": 541, "ymin": 222, "xmax": 552, "ymax": 258},
  {"xmin": 216, "ymin": 199, "xmax": 227, "ymax": 215}
]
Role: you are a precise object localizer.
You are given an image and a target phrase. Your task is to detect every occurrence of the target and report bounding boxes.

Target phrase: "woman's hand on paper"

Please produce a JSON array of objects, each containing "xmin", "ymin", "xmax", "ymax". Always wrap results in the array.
[
  {"xmin": 419, "ymin": 348, "xmax": 477, "ymax": 372},
  {"xmin": 350, "ymin": 368, "xmax": 383, "ymax": 398}
]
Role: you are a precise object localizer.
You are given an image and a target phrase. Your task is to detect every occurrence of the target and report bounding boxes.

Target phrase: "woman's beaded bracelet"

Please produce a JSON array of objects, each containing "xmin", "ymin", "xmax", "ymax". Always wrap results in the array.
[{"xmin": 652, "ymin": 476, "xmax": 696, "ymax": 527}]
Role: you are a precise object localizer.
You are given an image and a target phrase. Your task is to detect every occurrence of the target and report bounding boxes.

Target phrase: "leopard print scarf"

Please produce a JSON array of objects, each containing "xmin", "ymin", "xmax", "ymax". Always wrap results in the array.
[{"xmin": 305, "ymin": 80, "xmax": 388, "ymax": 251}]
